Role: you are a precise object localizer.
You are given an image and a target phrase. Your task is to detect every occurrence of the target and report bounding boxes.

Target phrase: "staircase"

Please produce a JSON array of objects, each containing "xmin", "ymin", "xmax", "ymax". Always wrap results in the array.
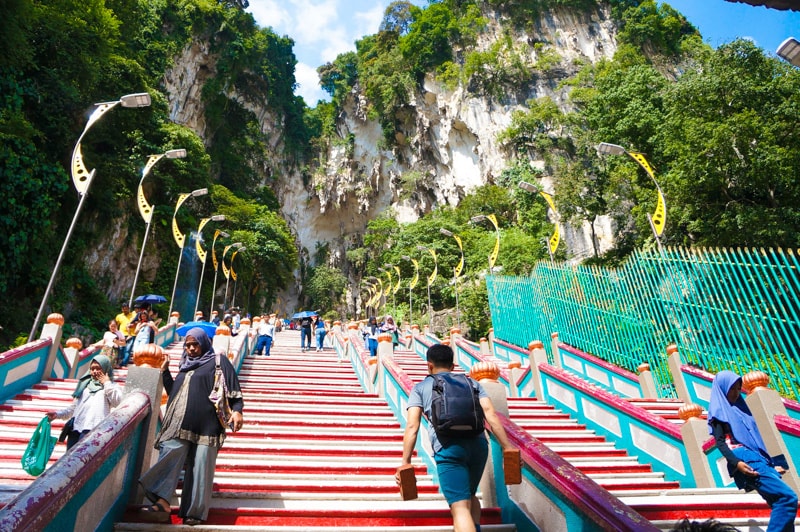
[
  {"xmin": 390, "ymin": 346, "xmax": 787, "ymax": 531},
  {"xmin": 0, "ymin": 368, "xmax": 130, "ymax": 506},
  {"xmin": 112, "ymin": 329, "xmax": 514, "ymax": 530}
]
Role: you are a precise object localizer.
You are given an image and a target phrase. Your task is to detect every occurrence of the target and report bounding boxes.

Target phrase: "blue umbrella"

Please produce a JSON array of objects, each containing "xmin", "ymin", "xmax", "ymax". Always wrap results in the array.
[
  {"xmin": 134, "ymin": 294, "xmax": 167, "ymax": 305},
  {"xmin": 291, "ymin": 310, "xmax": 317, "ymax": 319},
  {"xmin": 176, "ymin": 321, "xmax": 218, "ymax": 338}
]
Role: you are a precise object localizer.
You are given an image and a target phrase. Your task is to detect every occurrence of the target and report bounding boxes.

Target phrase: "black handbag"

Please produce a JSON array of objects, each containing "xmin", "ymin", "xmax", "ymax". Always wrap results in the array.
[{"xmin": 58, "ymin": 417, "xmax": 75, "ymax": 443}]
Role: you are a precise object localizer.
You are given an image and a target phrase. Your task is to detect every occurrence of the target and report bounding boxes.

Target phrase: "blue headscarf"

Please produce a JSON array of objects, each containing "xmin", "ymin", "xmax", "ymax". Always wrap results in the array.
[
  {"xmin": 178, "ymin": 327, "xmax": 216, "ymax": 372},
  {"xmin": 707, "ymin": 370, "xmax": 768, "ymax": 455}
]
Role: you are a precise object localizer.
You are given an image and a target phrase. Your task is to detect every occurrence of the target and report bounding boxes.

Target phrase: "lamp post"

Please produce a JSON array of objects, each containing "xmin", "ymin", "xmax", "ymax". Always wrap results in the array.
[
  {"xmin": 222, "ymin": 242, "xmax": 244, "ymax": 310},
  {"xmin": 777, "ymin": 37, "xmax": 800, "ymax": 67},
  {"xmin": 388, "ymin": 264, "xmax": 402, "ymax": 324},
  {"xmin": 519, "ymin": 181, "xmax": 560, "ymax": 261},
  {"xmin": 208, "ymin": 230, "xmax": 230, "ymax": 317},
  {"xmin": 29, "ymin": 92, "xmax": 151, "ymax": 342},
  {"xmin": 229, "ymin": 247, "xmax": 247, "ymax": 309},
  {"xmin": 597, "ymin": 142, "xmax": 665, "ymax": 251},
  {"xmin": 378, "ymin": 266, "xmax": 395, "ymax": 312},
  {"xmin": 192, "ymin": 215, "xmax": 226, "ymax": 317},
  {"xmin": 401, "ymin": 255, "xmax": 419, "ymax": 327},
  {"xmin": 129, "ymin": 149, "xmax": 187, "ymax": 308},
  {"xmin": 167, "ymin": 188, "xmax": 209, "ymax": 318},
  {"xmin": 416, "ymin": 245, "xmax": 437, "ymax": 330},
  {"xmin": 439, "ymin": 228, "xmax": 464, "ymax": 329},
  {"xmin": 470, "ymin": 214, "xmax": 500, "ymax": 272}
]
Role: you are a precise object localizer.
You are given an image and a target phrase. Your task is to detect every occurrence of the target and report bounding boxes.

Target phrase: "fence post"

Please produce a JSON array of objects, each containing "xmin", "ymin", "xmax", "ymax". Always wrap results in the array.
[
  {"xmin": 637, "ymin": 363, "xmax": 658, "ymax": 398},
  {"xmin": 743, "ymin": 371, "xmax": 800, "ymax": 493},
  {"xmin": 472, "ymin": 362, "xmax": 505, "ymax": 509},
  {"xmin": 529, "ymin": 340, "xmax": 548, "ymax": 400},
  {"xmin": 666, "ymin": 343, "xmax": 691, "ymax": 403},
  {"xmin": 550, "ymin": 332, "xmax": 561, "ymax": 368},
  {"xmin": 678, "ymin": 403, "xmax": 716, "ymax": 488},
  {"xmin": 41, "ymin": 313, "xmax": 65, "ymax": 379}
]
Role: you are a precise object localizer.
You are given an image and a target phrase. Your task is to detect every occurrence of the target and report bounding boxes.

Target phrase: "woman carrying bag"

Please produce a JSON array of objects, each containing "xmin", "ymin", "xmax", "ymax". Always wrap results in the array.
[
  {"xmin": 47, "ymin": 354, "xmax": 122, "ymax": 449},
  {"xmin": 138, "ymin": 327, "xmax": 244, "ymax": 526}
]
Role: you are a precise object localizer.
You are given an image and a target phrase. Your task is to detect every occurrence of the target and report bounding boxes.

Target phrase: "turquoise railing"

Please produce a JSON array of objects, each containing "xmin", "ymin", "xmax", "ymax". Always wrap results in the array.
[{"xmin": 487, "ymin": 247, "xmax": 800, "ymax": 399}]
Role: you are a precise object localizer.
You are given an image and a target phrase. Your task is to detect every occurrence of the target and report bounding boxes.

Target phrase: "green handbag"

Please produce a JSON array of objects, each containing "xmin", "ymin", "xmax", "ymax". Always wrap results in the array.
[{"xmin": 21, "ymin": 416, "xmax": 57, "ymax": 476}]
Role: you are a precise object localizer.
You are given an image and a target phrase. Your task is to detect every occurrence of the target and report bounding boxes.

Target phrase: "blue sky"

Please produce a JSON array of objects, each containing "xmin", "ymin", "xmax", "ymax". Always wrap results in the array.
[{"xmin": 247, "ymin": 1, "xmax": 800, "ymax": 105}]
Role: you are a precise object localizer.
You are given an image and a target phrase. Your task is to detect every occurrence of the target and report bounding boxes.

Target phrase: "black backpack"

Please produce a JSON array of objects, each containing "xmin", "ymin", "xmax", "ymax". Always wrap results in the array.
[{"xmin": 427, "ymin": 373, "xmax": 485, "ymax": 439}]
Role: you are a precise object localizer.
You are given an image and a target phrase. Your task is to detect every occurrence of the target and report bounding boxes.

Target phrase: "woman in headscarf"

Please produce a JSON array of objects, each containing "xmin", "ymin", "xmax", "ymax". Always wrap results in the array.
[
  {"xmin": 363, "ymin": 316, "xmax": 379, "ymax": 357},
  {"xmin": 708, "ymin": 370, "xmax": 797, "ymax": 531},
  {"xmin": 380, "ymin": 315, "xmax": 400, "ymax": 348},
  {"xmin": 138, "ymin": 328, "xmax": 244, "ymax": 526},
  {"xmin": 47, "ymin": 354, "xmax": 122, "ymax": 449}
]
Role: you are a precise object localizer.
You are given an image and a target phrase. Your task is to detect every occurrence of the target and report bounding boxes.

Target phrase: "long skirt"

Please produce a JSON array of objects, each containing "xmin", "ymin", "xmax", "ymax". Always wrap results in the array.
[{"xmin": 139, "ymin": 438, "xmax": 219, "ymax": 520}]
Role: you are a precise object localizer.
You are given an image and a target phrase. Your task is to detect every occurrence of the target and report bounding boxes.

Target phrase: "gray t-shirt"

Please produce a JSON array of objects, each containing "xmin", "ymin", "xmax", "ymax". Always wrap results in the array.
[{"xmin": 407, "ymin": 372, "xmax": 488, "ymax": 453}]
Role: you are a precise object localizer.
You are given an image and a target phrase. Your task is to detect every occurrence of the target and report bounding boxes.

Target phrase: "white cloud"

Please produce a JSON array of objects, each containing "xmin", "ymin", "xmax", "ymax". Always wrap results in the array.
[
  {"xmin": 294, "ymin": 62, "xmax": 326, "ymax": 105},
  {"xmin": 248, "ymin": 0, "xmax": 292, "ymax": 32}
]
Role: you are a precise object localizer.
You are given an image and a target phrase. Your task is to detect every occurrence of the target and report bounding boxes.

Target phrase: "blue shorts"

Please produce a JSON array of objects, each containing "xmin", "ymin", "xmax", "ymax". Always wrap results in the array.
[{"xmin": 434, "ymin": 436, "xmax": 489, "ymax": 505}]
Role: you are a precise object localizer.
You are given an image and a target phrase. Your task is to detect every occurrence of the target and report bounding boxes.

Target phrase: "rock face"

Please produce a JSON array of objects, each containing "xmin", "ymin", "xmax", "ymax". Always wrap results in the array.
[
  {"xmin": 119, "ymin": 3, "xmax": 622, "ymax": 310},
  {"xmin": 302, "ymin": 4, "xmax": 620, "ymax": 262}
]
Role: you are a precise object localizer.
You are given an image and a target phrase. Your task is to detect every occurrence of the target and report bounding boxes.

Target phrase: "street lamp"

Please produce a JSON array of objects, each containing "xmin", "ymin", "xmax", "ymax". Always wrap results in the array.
[
  {"xmin": 222, "ymin": 242, "xmax": 244, "ymax": 309},
  {"xmin": 208, "ymin": 230, "xmax": 230, "ymax": 317},
  {"xmin": 230, "ymin": 246, "xmax": 246, "ymax": 308},
  {"xmin": 777, "ymin": 37, "xmax": 800, "ymax": 67},
  {"xmin": 597, "ymin": 142, "xmax": 665, "ymax": 250},
  {"xmin": 192, "ymin": 215, "xmax": 226, "ymax": 317},
  {"xmin": 167, "ymin": 188, "xmax": 208, "ymax": 318},
  {"xmin": 378, "ymin": 266, "xmax": 395, "ymax": 312},
  {"xmin": 387, "ymin": 263, "xmax": 402, "ymax": 323},
  {"xmin": 29, "ymin": 93, "xmax": 152, "ymax": 341},
  {"xmin": 129, "ymin": 149, "xmax": 187, "ymax": 307},
  {"xmin": 439, "ymin": 228, "xmax": 464, "ymax": 329},
  {"xmin": 401, "ymin": 255, "xmax": 419, "ymax": 327},
  {"xmin": 470, "ymin": 214, "xmax": 500, "ymax": 272},
  {"xmin": 519, "ymin": 181, "xmax": 560, "ymax": 261},
  {"xmin": 416, "ymin": 245, "xmax": 438, "ymax": 330}
]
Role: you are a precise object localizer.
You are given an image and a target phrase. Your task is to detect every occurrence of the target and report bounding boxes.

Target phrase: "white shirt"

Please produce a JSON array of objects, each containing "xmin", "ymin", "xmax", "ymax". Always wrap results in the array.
[
  {"xmin": 257, "ymin": 321, "xmax": 274, "ymax": 337},
  {"xmin": 58, "ymin": 382, "xmax": 123, "ymax": 432}
]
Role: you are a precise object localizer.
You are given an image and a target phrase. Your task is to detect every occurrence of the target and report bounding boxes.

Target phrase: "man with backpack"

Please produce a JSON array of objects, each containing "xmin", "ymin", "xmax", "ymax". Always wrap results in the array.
[{"xmin": 396, "ymin": 343, "xmax": 513, "ymax": 532}]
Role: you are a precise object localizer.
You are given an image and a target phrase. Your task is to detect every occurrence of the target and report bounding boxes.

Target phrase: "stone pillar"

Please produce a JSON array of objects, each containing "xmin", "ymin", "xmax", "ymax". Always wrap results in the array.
[
  {"xmin": 376, "ymin": 333, "xmax": 393, "ymax": 397},
  {"xmin": 169, "ymin": 311, "xmax": 180, "ymax": 326},
  {"xmin": 529, "ymin": 340, "xmax": 548, "ymax": 400},
  {"xmin": 213, "ymin": 325, "xmax": 231, "ymax": 356},
  {"xmin": 479, "ymin": 337, "xmax": 491, "ymax": 357},
  {"xmin": 743, "ymin": 371, "xmax": 800, "ymax": 493},
  {"xmin": 637, "ymin": 362, "xmax": 658, "ymax": 399},
  {"xmin": 508, "ymin": 361, "xmax": 522, "ymax": 398},
  {"xmin": 123, "ymin": 345, "xmax": 166, "ymax": 503},
  {"xmin": 450, "ymin": 327, "xmax": 461, "ymax": 342},
  {"xmin": 678, "ymin": 403, "xmax": 715, "ymax": 488},
  {"xmin": 64, "ymin": 337, "xmax": 82, "ymax": 379},
  {"xmin": 487, "ymin": 327, "xmax": 495, "ymax": 346},
  {"xmin": 666, "ymin": 343, "xmax": 691, "ymax": 403},
  {"xmin": 471, "ymin": 362, "xmax": 505, "ymax": 508},
  {"xmin": 550, "ymin": 332, "xmax": 561, "ymax": 368},
  {"xmin": 41, "ymin": 313, "xmax": 65, "ymax": 380}
]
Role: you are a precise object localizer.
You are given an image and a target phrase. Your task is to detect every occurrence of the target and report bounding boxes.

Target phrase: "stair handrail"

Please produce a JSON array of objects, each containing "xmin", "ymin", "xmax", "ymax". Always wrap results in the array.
[
  {"xmin": 0, "ymin": 392, "xmax": 151, "ymax": 531},
  {"xmin": 376, "ymin": 340, "xmax": 660, "ymax": 531}
]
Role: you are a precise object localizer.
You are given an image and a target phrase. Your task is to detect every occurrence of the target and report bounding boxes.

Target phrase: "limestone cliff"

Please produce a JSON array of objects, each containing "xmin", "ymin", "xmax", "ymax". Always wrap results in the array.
[{"xmin": 300, "ymin": 4, "xmax": 620, "ymax": 264}]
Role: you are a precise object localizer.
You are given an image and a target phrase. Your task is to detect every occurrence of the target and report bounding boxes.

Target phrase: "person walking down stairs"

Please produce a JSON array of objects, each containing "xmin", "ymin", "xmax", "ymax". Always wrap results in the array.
[{"xmin": 138, "ymin": 328, "xmax": 244, "ymax": 526}]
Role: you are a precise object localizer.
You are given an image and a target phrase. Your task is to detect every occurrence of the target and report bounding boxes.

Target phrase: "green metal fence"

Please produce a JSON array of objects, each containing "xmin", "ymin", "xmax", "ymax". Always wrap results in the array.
[{"xmin": 487, "ymin": 247, "xmax": 800, "ymax": 399}]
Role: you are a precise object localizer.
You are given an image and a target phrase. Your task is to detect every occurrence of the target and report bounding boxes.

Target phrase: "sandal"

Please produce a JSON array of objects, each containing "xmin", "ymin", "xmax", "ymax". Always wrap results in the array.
[
  {"xmin": 137, "ymin": 502, "xmax": 170, "ymax": 523},
  {"xmin": 183, "ymin": 517, "xmax": 203, "ymax": 526}
]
